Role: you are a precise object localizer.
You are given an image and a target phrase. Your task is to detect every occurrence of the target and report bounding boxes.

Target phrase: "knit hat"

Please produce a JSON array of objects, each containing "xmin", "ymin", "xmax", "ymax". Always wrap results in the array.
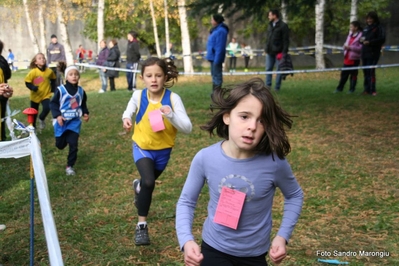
[
  {"xmin": 51, "ymin": 34, "xmax": 57, "ymax": 39},
  {"xmin": 64, "ymin": 65, "xmax": 79, "ymax": 77}
]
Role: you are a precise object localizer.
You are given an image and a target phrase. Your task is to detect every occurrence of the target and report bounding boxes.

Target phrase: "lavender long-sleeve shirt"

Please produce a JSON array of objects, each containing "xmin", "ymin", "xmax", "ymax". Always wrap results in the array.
[{"xmin": 176, "ymin": 141, "xmax": 303, "ymax": 257}]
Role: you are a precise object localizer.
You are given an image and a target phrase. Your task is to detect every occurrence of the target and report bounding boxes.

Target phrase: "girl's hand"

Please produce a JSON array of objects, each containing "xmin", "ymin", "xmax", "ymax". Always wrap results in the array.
[
  {"xmin": 123, "ymin": 118, "xmax": 132, "ymax": 131},
  {"xmin": 83, "ymin": 114, "xmax": 89, "ymax": 122},
  {"xmin": 57, "ymin": 116, "xmax": 65, "ymax": 126},
  {"xmin": 183, "ymin": 240, "xmax": 203, "ymax": 266},
  {"xmin": 269, "ymin": 236, "xmax": 287, "ymax": 265},
  {"xmin": 160, "ymin": 105, "xmax": 171, "ymax": 115}
]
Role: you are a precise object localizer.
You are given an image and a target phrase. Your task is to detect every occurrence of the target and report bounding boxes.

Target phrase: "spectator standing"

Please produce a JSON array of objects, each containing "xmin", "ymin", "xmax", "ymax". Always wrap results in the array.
[
  {"xmin": 7, "ymin": 49, "xmax": 14, "ymax": 71},
  {"xmin": 334, "ymin": 21, "xmax": 363, "ymax": 94},
  {"xmin": 47, "ymin": 34, "xmax": 66, "ymax": 86},
  {"xmin": 360, "ymin": 11, "xmax": 385, "ymax": 96},
  {"xmin": 265, "ymin": 9, "xmax": 289, "ymax": 91},
  {"xmin": 96, "ymin": 40, "xmax": 109, "ymax": 93},
  {"xmin": 206, "ymin": 14, "xmax": 229, "ymax": 92},
  {"xmin": 126, "ymin": 31, "xmax": 141, "ymax": 92},
  {"xmin": 105, "ymin": 39, "xmax": 121, "ymax": 91},
  {"xmin": 76, "ymin": 44, "xmax": 86, "ymax": 72},
  {"xmin": 241, "ymin": 42, "xmax": 253, "ymax": 72},
  {"xmin": 226, "ymin": 37, "xmax": 240, "ymax": 72}
]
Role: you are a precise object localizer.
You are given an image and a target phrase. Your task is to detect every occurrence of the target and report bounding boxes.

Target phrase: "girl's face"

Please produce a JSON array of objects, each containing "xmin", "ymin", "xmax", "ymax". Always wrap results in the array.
[
  {"xmin": 222, "ymin": 94, "xmax": 265, "ymax": 159},
  {"xmin": 366, "ymin": 17, "xmax": 374, "ymax": 25},
  {"xmin": 141, "ymin": 64, "xmax": 167, "ymax": 97},
  {"xmin": 108, "ymin": 41, "xmax": 114, "ymax": 48},
  {"xmin": 35, "ymin": 54, "xmax": 46, "ymax": 67},
  {"xmin": 66, "ymin": 69, "xmax": 80, "ymax": 84},
  {"xmin": 350, "ymin": 24, "xmax": 357, "ymax": 33}
]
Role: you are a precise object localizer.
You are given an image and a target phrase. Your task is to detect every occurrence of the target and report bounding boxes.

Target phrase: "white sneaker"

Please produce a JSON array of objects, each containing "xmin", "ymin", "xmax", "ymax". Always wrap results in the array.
[
  {"xmin": 39, "ymin": 119, "xmax": 46, "ymax": 130},
  {"xmin": 98, "ymin": 89, "xmax": 105, "ymax": 93},
  {"xmin": 66, "ymin": 166, "xmax": 76, "ymax": 176},
  {"xmin": 0, "ymin": 224, "xmax": 6, "ymax": 230}
]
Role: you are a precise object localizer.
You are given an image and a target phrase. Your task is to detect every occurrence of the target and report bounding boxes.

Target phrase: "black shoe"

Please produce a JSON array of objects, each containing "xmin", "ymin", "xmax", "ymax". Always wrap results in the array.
[{"xmin": 135, "ymin": 224, "xmax": 150, "ymax": 245}]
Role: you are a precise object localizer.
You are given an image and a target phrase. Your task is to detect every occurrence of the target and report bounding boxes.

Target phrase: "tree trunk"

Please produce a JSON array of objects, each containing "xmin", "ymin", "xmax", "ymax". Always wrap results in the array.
[
  {"xmin": 315, "ymin": 0, "xmax": 325, "ymax": 69},
  {"xmin": 23, "ymin": 0, "xmax": 40, "ymax": 54},
  {"xmin": 177, "ymin": 0, "xmax": 193, "ymax": 73},
  {"xmin": 350, "ymin": 0, "xmax": 358, "ymax": 22},
  {"xmin": 164, "ymin": 0, "xmax": 170, "ymax": 57},
  {"xmin": 54, "ymin": 0, "xmax": 74, "ymax": 65},
  {"xmin": 37, "ymin": 0, "xmax": 47, "ymax": 53},
  {"xmin": 97, "ymin": 0, "xmax": 105, "ymax": 53},
  {"xmin": 150, "ymin": 0, "xmax": 161, "ymax": 57},
  {"xmin": 281, "ymin": 0, "xmax": 288, "ymax": 22}
]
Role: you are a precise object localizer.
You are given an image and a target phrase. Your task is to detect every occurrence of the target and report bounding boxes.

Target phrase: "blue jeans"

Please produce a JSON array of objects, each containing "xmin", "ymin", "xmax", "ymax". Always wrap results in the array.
[
  {"xmin": 210, "ymin": 61, "xmax": 223, "ymax": 87},
  {"xmin": 99, "ymin": 70, "xmax": 108, "ymax": 91},
  {"xmin": 126, "ymin": 62, "xmax": 139, "ymax": 90},
  {"xmin": 265, "ymin": 54, "xmax": 282, "ymax": 90}
]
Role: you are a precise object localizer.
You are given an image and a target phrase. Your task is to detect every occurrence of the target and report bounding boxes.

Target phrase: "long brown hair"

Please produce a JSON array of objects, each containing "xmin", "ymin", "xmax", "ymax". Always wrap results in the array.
[
  {"xmin": 29, "ymin": 53, "xmax": 46, "ymax": 69},
  {"xmin": 201, "ymin": 77, "xmax": 293, "ymax": 159}
]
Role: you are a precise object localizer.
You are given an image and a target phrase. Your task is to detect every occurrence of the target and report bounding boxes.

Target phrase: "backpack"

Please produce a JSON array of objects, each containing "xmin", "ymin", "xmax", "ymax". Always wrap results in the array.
[{"xmin": 0, "ymin": 55, "xmax": 11, "ymax": 82}]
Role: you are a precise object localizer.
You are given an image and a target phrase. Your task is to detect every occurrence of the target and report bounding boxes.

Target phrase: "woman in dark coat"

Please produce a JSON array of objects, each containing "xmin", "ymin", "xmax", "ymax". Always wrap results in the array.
[{"xmin": 105, "ymin": 39, "xmax": 121, "ymax": 91}]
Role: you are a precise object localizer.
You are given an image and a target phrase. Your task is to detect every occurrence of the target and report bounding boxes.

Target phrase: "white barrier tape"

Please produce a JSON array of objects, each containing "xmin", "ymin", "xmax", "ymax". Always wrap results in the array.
[
  {"xmin": 76, "ymin": 62, "xmax": 399, "ymax": 76},
  {"xmin": 0, "ymin": 135, "xmax": 64, "ymax": 265}
]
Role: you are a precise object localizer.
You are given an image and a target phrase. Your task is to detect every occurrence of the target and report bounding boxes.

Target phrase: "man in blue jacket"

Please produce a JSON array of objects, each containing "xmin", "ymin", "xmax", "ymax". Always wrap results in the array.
[{"xmin": 206, "ymin": 14, "xmax": 229, "ymax": 92}]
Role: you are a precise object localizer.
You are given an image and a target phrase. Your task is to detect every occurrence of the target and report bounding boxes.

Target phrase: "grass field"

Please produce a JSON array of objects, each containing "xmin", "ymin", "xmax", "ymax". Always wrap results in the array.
[{"xmin": 1, "ymin": 66, "xmax": 399, "ymax": 265}]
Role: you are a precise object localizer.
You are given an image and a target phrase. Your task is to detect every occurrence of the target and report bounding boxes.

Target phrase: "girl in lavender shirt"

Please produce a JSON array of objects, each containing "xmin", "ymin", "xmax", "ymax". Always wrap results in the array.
[{"xmin": 176, "ymin": 78, "xmax": 303, "ymax": 266}]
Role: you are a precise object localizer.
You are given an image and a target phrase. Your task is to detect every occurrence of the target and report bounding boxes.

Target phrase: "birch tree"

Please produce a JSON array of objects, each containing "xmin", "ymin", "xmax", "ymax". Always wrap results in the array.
[
  {"xmin": 23, "ymin": 0, "xmax": 40, "ymax": 54},
  {"xmin": 164, "ymin": 0, "xmax": 170, "ymax": 57},
  {"xmin": 37, "ymin": 0, "xmax": 47, "ymax": 53},
  {"xmin": 97, "ymin": 0, "xmax": 105, "ymax": 52},
  {"xmin": 350, "ymin": 0, "xmax": 358, "ymax": 22},
  {"xmin": 149, "ymin": 0, "xmax": 162, "ymax": 57},
  {"xmin": 315, "ymin": 0, "xmax": 325, "ymax": 69},
  {"xmin": 281, "ymin": 0, "xmax": 288, "ymax": 23},
  {"xmin": 54, "ymin": 0, "xmax": 74, "ymax": 65},
  {"xmin": 177, "ymin": 0, "xmax": 193, "ymax": 73}
]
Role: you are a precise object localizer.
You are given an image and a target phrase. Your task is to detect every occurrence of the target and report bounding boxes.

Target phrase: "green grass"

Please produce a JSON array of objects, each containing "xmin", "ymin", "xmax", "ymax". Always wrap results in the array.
[{"xmin": 1, "ymin": 68, "xmax": 399, "ymax": 265}]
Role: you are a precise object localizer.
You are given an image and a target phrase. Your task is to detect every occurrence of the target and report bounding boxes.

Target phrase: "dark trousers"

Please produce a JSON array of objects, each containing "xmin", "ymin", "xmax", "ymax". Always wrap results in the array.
[
  {"xmin": 244, "ymin": 56, "xmax": 250, "ymax": 68},
  {"xmin": 109, "ymin": 77, "xmax": 116, "ymax": 91},
  {"xmin": 0, "ymin": 97, "xmax": 8, "ymax": 141},
  {"xmin": 135, "ymin": 158, "xmax": 163, "ymax": 217},
  {"xmin": 229, "ymin": 56, "xmax": 237, "ymax": 70},
  {"xmin": 50, "ymin": 67, "xmax": 63, "ymax": 86},
  {"xmin": 126, "ymin": 62, "xmax": 139, "ymax": 90},
  {"xmin": 336, "ymin": 60, "xmax": 360, "ymax": 92},
  {"xmin": 200, "ymin": 241, "xmax": 268, "ymax": 266},
  {"xmin": 30, "ymin": 99, "xmax": 50, "ymax": 128},
  {"xmin": 55, "ymin": 130, "xmax": 79, "ymax": 167},
  {"xmin": 362, "ymin": 56, "xmax": 380, "ymax": 94}
]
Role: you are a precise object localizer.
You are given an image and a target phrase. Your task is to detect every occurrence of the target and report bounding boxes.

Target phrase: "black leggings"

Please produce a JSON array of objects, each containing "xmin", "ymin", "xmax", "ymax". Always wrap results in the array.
[
  {"xmin": 55, "ymin": 130, "xmax": 79, "ymax": 167},
  {"xmin": 136, "ymin": 158, "xmax": 163, "ymax": 217},
  {"xmin": 30, "ymin": 99, "xmax": 51, "ymax": 128},
  {"xmin": 0, "ymin": 97, "xmax": 8, "ymax": 140},
  {"xmin": 109, "ymin": 77, "xmax": 115, "ymax": 91}
]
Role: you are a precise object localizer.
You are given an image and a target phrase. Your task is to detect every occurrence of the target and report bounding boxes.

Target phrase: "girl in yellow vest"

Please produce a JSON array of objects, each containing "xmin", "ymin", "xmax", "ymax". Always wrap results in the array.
[
  {"xmin": 122, "ymin": 57, "xmax": 192, "ymax": 246},
  {"xmin": 25, "ymin": 53, "xmax": 56, "ymax": 129}
]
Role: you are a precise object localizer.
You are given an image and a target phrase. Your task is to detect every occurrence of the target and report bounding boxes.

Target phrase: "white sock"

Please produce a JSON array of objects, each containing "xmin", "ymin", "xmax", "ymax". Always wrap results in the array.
[{"xmin": 137, "ymin": 222, "xmax": 147, "ymax": 227}]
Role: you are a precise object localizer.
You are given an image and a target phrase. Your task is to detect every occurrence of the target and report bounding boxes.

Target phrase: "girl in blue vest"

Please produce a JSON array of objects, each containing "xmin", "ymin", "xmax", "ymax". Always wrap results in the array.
[
  {"xmin": 122, "ymin": 57, "xmax": 192, "ymax": 246},
  {"xmin": 50, "ymin": 66, "xmax": 89, "ymax": 176}
]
